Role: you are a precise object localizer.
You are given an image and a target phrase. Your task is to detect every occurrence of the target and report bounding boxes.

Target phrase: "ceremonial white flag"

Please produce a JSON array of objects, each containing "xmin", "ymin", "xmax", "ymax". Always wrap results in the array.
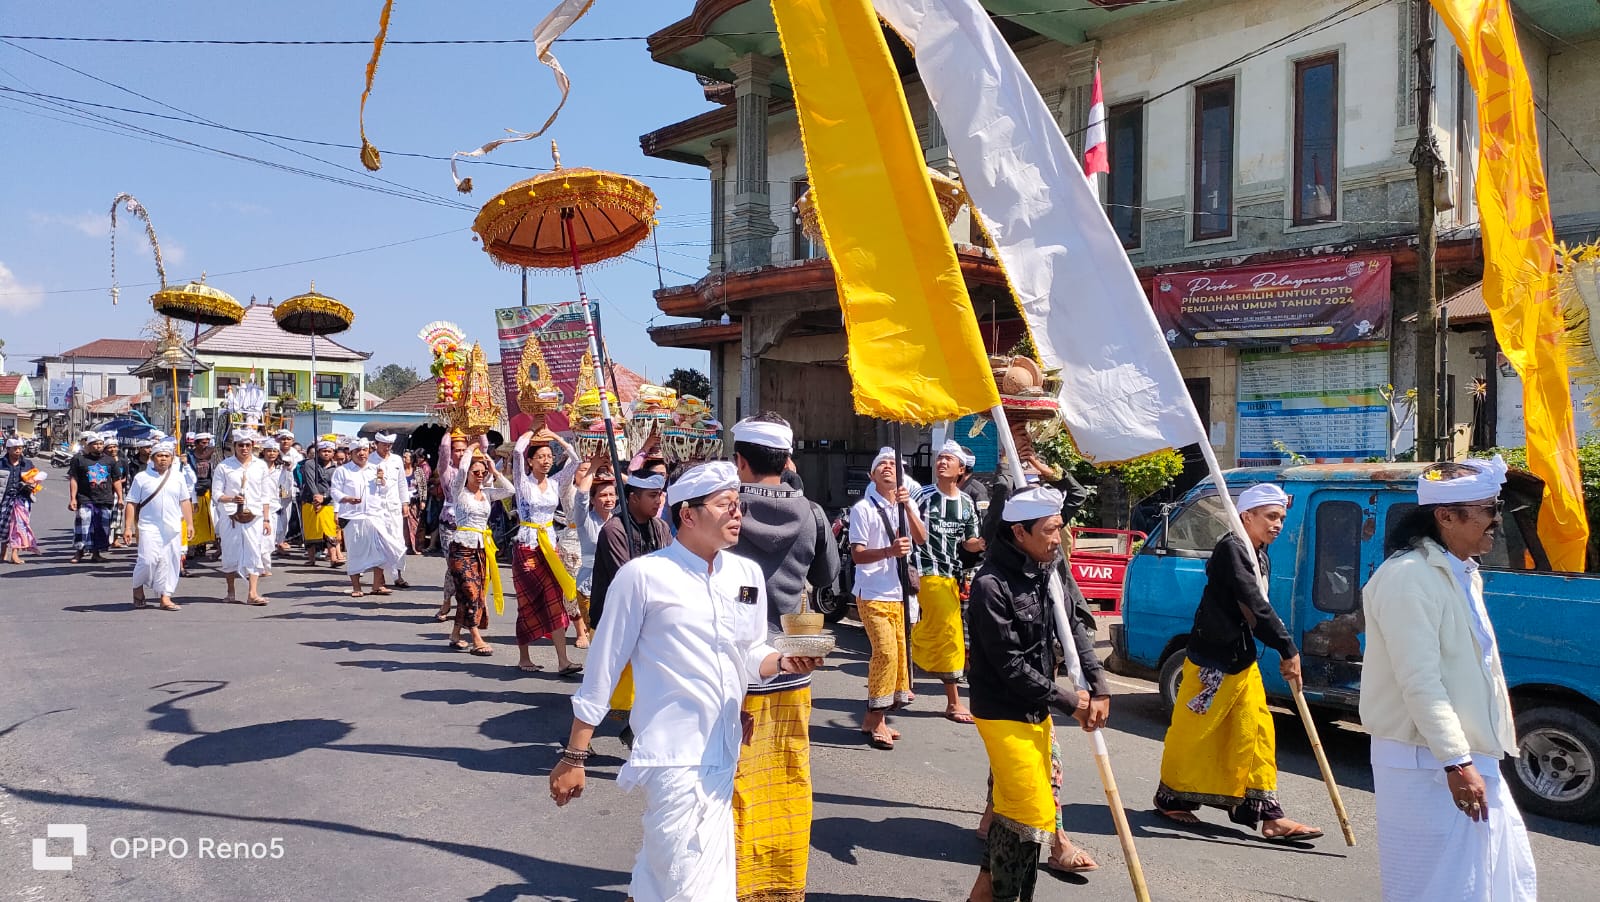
[{"xmin": 874, "ymin": 0, "xmax": 1206, "ymax": 463}]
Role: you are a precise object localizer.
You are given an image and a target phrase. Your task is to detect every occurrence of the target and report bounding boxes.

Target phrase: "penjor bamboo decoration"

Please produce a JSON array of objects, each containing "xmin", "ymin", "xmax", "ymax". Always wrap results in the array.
[{"xmin": 109, "ymin": 193, "xmax": 168, "ymax": 305}]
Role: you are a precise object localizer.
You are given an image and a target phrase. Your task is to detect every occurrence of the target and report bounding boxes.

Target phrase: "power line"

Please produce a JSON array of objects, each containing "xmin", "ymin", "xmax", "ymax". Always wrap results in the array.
[
  {"xmin": 0, "ymin": 229, "xmax": 468, "ymax": 298},
  {"xmin": 0, "ymin": 6, "xmax": 1198, "ymax": 46}
]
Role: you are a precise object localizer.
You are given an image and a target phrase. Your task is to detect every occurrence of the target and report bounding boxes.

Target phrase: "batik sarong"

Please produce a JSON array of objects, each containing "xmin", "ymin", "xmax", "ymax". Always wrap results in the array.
[
  {"xmin": 73, "ymin": 501, "xmax": 112, "ymax": 553},
  {"xmin": 448, "ymin": 541, "xmax": 489, "ymax": 630},
  {"xmin": 513, "ymin": 542, "xmax": 570, "ymax": 643},
  {"xmin": 735, "ymin": 686, "xmax": 813, "ymax": 902},
  {"xmin": 860, "ymin": 598, "xmax": 911, "ymax": 710}
]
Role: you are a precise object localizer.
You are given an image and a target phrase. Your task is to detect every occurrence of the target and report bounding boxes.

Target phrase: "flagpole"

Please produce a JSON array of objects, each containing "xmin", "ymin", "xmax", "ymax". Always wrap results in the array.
[{"xmin": 988, "ymin": 403, "xmax": 1150, "ymax": 902}]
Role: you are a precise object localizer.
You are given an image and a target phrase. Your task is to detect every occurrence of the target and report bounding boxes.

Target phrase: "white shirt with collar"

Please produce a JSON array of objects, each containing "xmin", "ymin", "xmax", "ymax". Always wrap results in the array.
[
  {"xmin": 371, "ymin": 449, "xmax": 407, "ymax": 513},
  {"xmin": 211, "ymin": 455, "xmax": 277, "ymax": 520},
  {"xmin": 848, "ymin": 490, "xmax": 903, "ymax": 601},
  {"xmin": 572, "ymin": 541, "xmax": 779, "ymax": 777},
  {"xmin": 330, "ymin": 460, "xmax": 378, "ymax": 522}
]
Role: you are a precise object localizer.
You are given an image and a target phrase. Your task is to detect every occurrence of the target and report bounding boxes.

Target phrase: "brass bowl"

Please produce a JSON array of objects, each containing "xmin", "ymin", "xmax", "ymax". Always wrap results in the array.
[{"xmin": 780, "ymin": 612, "xmax": 826, "ymax": 636}]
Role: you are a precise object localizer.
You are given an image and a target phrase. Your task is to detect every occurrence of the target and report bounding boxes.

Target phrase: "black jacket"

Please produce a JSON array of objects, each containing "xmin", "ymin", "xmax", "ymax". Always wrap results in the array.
[
  {"xmin": 1185, "ymin": 533, "xmax": 1297, "ymax": 673},
  {"xmin": 967, "ymin": 533, "xmax": 1110, "ymax": 725}
]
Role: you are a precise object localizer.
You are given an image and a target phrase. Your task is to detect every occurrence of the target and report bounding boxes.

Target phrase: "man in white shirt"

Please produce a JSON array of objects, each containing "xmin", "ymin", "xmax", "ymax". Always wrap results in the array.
[
  {"xmin": 124, "ymin": 440, "xmax": 193, "ymax": 612},
  {"xmin": 370, "ymin": 432, "xmax": 411, "ymax": 588},
  {"xmin": 550, "ymin": 461, "xmax": 823, "ymax": 902},
  {"xmin": 1362, "ymin": 456, "xmax": 1535, "ymax": 901},
  {"xmin": 211, "ymin": 430, "xmax": 277, "ymax": 605},
  {"xmin": 332, "ymin": 439, "xmax": 404, "ymax": 598},
  {"xmin": 848, "ymin": 447, "xmax": 926, "ymax": 750},
  {"xmin": 276, "ymin": 430, "xmax": 303, "ymax": 468}
]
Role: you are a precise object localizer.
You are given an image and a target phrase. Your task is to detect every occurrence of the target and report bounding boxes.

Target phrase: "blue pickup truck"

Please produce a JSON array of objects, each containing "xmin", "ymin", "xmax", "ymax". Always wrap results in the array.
[{"xmin": 1109, "ymin": 463, "xmax": 1600, "ymax": 823}]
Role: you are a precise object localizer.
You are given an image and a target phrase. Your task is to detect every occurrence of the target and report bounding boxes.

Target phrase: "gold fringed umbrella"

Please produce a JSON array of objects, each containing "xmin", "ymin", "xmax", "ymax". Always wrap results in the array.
[
  {"xmin": 275, "ymin": 283, "xmax": 355, "ymax": 439},
  {"xmin": 151, "ymin": 275, "xmax": 246, "ymax": 326},
  {"xmin": 470, "ymin": 141, "xmax": 658, "ymax": 531},
  {"xmin": 794, "ymin": 167, "xmax": 967, "ymax": 244}
]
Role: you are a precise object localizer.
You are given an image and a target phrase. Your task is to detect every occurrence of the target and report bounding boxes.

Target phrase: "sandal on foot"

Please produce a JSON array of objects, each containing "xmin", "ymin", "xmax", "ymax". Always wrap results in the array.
[
  {"xmin": 944, "ymin": 709, "xmax": 976, "ymax": 724},
  {"xmin": 449, "ymin": 639, "xmax": 470, "ymax": 651},
  {"xmin": 132, "ymin": 599, "xmax": 148, "ymax": 609},
  {"xmin": 1046, "ymin": 845, "xmax": 1100, "ymax": 874},
  {"xmin": 1262, "ymin": 823, "xmax": 1323, "ymax": 842},
  {"xmin": 868, "ymin": 733, "xmax": 895, "ymax": 751},
  {"xmin": 861, "ymin": 726, "xmax": 902, "ymax": 740},
  {"xmin": 246, "ymin": 596, "xmax": 269, "ymax": 606},
  {"xmin": 433, "ymin": 611, "xmax": 453, "ymax": 623},
  {"xmin": 159, "ymin": 601, "xmax": 181, "ymax": 611},
  {"xmin": 558, "ymin": 664, "xmax": 584, "ymax": 679},
  {"xmin": 517, "ymin": 662, "xmax": 543, "ymax": 672},
  {"xmin": 348, "ymin": 590, "xmax": 365, "ymax": 598},
  {"xmin": 1156, "ymin": 809, "xmax": 1201, "ymax": 826},
  {"xmin": 469, "ymin": 645, "xmax": 494, "ymax": 656},
  {"xmin": 371, "ymin": 587, "xmax": 393, "ymax": 596}
]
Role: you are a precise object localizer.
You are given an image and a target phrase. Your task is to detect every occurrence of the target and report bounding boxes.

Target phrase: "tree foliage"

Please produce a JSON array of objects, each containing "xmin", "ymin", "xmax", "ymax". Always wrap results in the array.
[
  {"xmin": 367, "ymin": 363, "xmax": 421, "ymax": 400},
  {"xmin": 664, "ymin": 367, "xmax": 713, "ymax": 400}
]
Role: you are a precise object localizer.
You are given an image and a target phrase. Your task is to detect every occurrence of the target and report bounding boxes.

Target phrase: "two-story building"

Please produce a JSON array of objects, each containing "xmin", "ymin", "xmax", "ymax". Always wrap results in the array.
[
  {"xmin": 31, "ymin": 339, "xmax": 153, "ymax": 405},
  {"xmin": 189, "ymin": 301, "xmax": 371, "ymax": 421},
  {"xmin": 640, "ymin": 0, "xmax": 1600, "ymax": 488}
]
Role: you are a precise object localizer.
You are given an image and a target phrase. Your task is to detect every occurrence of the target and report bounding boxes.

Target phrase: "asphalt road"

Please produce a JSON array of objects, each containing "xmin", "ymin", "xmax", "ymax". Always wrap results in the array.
[{"xmin": 3, "ymin": 476, "xmax": 1598, "ymax": 901}]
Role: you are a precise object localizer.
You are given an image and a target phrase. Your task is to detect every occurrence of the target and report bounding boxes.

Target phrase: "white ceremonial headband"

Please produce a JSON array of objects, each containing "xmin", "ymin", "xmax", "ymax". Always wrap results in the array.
[
  {"xmin": 1418, "ymin": 455, "xmax": 1507, "ymax": 505},
  {"xmin": 732, "ymin": 418, "xmax": 793, "ymax": 452}
]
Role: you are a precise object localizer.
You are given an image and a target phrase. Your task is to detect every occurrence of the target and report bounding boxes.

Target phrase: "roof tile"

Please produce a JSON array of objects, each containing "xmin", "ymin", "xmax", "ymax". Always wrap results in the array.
[{"xmin": 194, "ymin": 303, "xmax": 369, "ymax": 361}]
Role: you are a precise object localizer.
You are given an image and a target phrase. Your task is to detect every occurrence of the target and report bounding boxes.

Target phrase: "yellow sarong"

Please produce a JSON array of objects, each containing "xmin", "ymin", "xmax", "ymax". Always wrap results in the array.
[
  {"xmin": 860, "ymin": 598, "xmax": 911, "ymax": 709},
  {"xmin": 974, "ymin": 716, "xmax": 1055, "ymax": 843},
  {"xmin": 734, "ymin": 686, "xmax": 813, "ymax": 902},
  {"xmin": 1157, "ymin": 660, "xmax": 1278, "ymax": 808},
  {"xmin": 609, "ymin": 663, "xmax": 635, "ymax": 712},
  {"xmin": 301, "ymin": 502, "xmax": 338, "ymax": 544},
  {"xmin": 189, "ymin": 490, "xmax": 216, "ymax": 546},
  {"xmin": 458, "ymin": 526, "xmax": 505, "ymax": 617},
  {"xmin": 911, "ymin": 573, "xmax": 964, "ymax": 679}
]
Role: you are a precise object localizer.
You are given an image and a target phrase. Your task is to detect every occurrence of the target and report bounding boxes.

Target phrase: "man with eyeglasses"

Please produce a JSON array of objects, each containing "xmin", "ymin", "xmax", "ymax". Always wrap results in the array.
[
  {"xmin": 1362, "ymin": 456, "xmax": 1536, "ymax": 900},
  {"xmin": 551, "ymin": 461, "xmax": 822, "ymax": 901}
]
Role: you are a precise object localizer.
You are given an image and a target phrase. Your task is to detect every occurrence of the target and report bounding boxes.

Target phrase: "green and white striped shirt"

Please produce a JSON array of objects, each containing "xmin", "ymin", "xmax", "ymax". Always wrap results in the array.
[{"xmin": 915, "ymin": 487, "xmax": 978, "ymax": 579}]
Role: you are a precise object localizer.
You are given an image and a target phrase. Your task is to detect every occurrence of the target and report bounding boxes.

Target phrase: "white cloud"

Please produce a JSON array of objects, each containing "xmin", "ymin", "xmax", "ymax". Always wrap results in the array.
[
  {"xmin": 30, "ymin": 210, "xmax": 106, "ymax": 238},
  {"xmin": 0, "ymin": 261, "xmax": 45, "ymax": 313},
  {"xmin": 28, "ymin": 210, "xmax": 187, "ymax": 269}
]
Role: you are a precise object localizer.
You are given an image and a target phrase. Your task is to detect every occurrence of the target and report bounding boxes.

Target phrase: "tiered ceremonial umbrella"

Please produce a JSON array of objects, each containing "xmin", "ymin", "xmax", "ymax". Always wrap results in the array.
[
  {"xmin": 274, "ymin": 283, "xmax": 355, "ymax": 439},
  {"xmin": 149, "ymin": 275, "xmax": 246, "ymax": 440},
  {"xmin": 470, "ymin": 142, "xmax": 658, "ymax": 492}
]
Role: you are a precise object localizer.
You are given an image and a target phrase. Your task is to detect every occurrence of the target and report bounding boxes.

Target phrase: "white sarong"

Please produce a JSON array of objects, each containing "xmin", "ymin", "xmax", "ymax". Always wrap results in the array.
[
  {"xmin": 218, "ymin": 512, "xmax": 273, "ymax": 577},
  {"xmin": 620, "ymin": 763, "xmax": 737, "ymax": 902},
  {"xmin": 1373, "ymin": 748, "xmax": 1537, "ymax": 901},
  {"xmin": 344, "ymin": 516, "xmax": 403, "ymax": 579}
]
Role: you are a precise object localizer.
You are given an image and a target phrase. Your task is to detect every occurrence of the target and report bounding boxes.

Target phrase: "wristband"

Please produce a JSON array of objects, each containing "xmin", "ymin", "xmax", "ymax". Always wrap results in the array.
[{"xmin": 1443, "ymin": 763, "xmax": 1465, "ymax": 774}]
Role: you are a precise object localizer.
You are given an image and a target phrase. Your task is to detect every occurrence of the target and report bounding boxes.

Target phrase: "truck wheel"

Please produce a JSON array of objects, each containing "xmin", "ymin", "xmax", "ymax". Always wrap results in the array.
[
  {"xmin": 1506, "ymin": 706, "xmax": 1600, "ymax": 822},
  {"xmin": 1158, "ymin": 653, "xmax": 1186, "ymax": 713},
  {"xmin": 813, "ymin": 587, "xmax": 850, "ymax": 624}
]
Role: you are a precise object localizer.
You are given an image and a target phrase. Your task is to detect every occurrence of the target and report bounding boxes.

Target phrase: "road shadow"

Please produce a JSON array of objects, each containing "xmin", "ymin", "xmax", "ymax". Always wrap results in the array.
[
  {"xmin": 811, "ymin": 814, "xmax": 973, "ymax": 867},
  {"xmin": 166, "ymin": 718, "xmax": 354, "ymax": 767},
  {"xmin": 262, "ymin": 610, "xmax": 438, "ymax": 624},
  {"xmin": 1104, "ymin": 804, "xmax": 1350, "ymax": 858},
  {"xmin": 336, "ymin": 658, "xmax": 536, "ymax": 681},
  {"xmin": 302, "ymin": 639, "xmax": 447, "ymax": 655}
]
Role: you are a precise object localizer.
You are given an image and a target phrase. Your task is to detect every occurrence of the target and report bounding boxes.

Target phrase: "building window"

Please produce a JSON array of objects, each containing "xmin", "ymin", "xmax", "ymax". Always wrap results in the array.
[
  {"xmin": 316, "ymin": 374, "xmax": 344, "ymax": 400},
  {"xmin": 1454, "ymin": 53, "xmax": 1478, "ymax": 226},
  {"xmin": 215, "ymin": 375, "xmax": 242, "ymax": 394},
  {"xmin": 1106, "ymin": 100, "xmax": 1144, "ymax": 248},
  {"xmin": 1293, "ymin": 55, "xmax": 1339, "ymax": 224},
  {"xmin": 1192, "ymin": 79, "xmax": 1235, "ymax": 240},
  {"xmin": 791, "ymin": 178, "xmax": 818, "ymax": 261},
  {"xmin": 268, "ymin": 372, "xmax": 297, "ymax": 397}
]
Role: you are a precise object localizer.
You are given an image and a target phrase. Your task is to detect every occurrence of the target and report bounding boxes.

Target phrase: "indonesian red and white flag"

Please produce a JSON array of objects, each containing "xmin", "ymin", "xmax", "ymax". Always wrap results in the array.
[{"xmin": 1083, "ymin": 60, "xmax": 1109, "ymax": 178}]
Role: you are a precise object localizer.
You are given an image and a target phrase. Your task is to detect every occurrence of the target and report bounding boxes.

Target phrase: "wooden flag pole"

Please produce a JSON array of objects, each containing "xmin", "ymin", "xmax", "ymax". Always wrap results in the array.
[
  {"xmin": 989, "ymin": 404, "xmax": 1151, "ymax": 902},
  {"xmin": 1291, "ymin": 682, "xmax": 1357, "ymax": 846}
]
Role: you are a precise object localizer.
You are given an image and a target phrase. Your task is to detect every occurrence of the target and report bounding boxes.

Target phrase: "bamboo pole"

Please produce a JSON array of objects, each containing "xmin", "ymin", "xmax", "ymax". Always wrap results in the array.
[
  {"xmin": 1291, "ymin": 682, "xmax": 1357, "ymax": 846},
  {"xmin": 989, "ymin": 404, "xmax": 1151, "ymax": 902}
]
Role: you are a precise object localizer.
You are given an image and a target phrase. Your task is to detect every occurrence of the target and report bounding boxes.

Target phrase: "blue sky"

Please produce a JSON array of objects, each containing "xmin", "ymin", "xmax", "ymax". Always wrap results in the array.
[{"xmin": 0, "ymin": 1, "xmax": 716, "ymax": 381}]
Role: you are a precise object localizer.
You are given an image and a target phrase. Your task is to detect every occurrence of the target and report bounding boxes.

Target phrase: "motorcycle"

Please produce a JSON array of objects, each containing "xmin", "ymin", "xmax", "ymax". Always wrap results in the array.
[
  {"xmin": 50, "ymin": 441, "xmax": 77, "ymax": 469},
  {"xmin": 812, "ymin": 510, "xmax": 855, "ymax": 624}
]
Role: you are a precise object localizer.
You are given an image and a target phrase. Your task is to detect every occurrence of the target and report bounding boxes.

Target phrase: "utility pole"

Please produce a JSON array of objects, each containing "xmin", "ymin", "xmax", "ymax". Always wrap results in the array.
[{"xmin": 1412, "ymin": 10, "xmax": 1442, "ymax": 462}]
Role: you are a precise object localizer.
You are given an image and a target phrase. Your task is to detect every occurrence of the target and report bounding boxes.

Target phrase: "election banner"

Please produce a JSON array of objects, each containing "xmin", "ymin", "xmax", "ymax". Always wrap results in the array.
[
  {"xmin": 1154, "ymin": 256, "xmax": 1391, "ymax": 348},
  {"xmin": 495, "ymin": 302, "xmax": 598, "ymax": 433}
]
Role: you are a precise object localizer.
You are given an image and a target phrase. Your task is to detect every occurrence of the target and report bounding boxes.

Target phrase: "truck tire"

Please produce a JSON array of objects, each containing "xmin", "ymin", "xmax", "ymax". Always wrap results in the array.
[
  {"xmin": 813, "ymin": 586, "xmax": 850, "ymax": 624},
  {"xmin": 1505, "ymin": 705, "xmax": 1600, "ymax": 822},
  {"xmin": 1158, "ymin": 652, "xmax": 1187, "ymax": 713}
]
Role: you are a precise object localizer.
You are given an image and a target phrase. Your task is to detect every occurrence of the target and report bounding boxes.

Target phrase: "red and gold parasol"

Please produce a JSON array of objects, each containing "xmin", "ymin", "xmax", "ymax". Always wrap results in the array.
[
  {"xmin": 471, "ymin": 142, "xmax": 657, "ymax": 492},
  {"xmin": 274, "ymin": 283, "xmax": 355, "ymax": 438},
  {"xmin": 795, "ymin": 167, "xmax": 967, "ymax": 244}
]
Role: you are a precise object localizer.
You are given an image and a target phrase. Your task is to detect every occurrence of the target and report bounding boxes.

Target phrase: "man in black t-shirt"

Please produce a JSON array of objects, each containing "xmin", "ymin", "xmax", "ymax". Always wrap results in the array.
[{"xmin": 68, "ymin": 431, "xmax": 123, "ymax": 562}]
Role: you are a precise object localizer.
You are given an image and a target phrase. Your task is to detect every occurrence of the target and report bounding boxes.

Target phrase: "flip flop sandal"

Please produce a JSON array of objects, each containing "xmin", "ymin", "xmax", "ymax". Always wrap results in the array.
[
  {"xmin": 159, "ymin": 602, "xmax": 181, "ymax": 612},
  {"xmin": 371, "ymin": 588, "xmax": 394, "ymax": 596},
  {"xmin": 450, "ymin": 639, "xmax": 470, "ymax": 651},
  {"xmin": 433, "ymin": 612, "xmax": 453, "ymax": 623},
  {"xmin": 868, "ymin": 734, "xmax": 895, "ymax": 751},
  {"xmin": 944, "ymin": 710, "xmax": 976, "ymax": 724},
  {"xmin": 517, "ymin": 663, "xmax": 543, "ymax": 672},
  {"xmin": 469, "ymin": 646, "xmax": 494, "ymax": 656},
  {"xmin": 132, "ymin": 600, "xmax": 148, "ymax": 609},
  {"xmin": 247, "ymin": 597, "xmax": 269, "ymax": 606},
  {"xmin": 558, "ymin": 664, "xmax": 584, "ymax": 679},
  {"xmin": 1045, "ymin": 848, "xmax": 1100, "ymax": 874},
  {"xmin": 1156, "ymin": 810, "xmax": 1202, "ymax": 826},
  {"xmin": 1263, "ymin": 827, "xmax": 1324, "ymax": 843},
  {"xmin": 348, "ymin": 591, "xmax": 364, "ymax": 598}
]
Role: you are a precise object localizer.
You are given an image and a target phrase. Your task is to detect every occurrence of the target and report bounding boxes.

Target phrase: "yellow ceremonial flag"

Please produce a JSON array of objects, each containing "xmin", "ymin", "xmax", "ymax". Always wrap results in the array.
[
  {"xmin": 770, "ymin": 0, "xmax": 999, "ymax": 424},
  {"xmin": 1432, "ymin": 0, "xmax": 1588, "ymax": 570}
]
